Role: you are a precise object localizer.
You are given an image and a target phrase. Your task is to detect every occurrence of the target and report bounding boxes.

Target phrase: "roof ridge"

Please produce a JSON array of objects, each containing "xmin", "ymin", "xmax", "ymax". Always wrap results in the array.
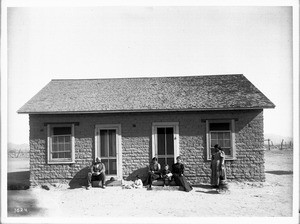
[{"xmin": 51, "ymin": 74, "xmax": 244, "ymax": 81}]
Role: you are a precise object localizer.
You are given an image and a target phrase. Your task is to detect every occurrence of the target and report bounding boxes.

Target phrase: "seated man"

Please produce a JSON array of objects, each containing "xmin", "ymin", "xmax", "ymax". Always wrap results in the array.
[
  {"xmin": 146, "ymin": 157, "xmax": 161, "ymax": 190},
  {"xmin": 87, "ymin": 157, "xmax": 106, "ymax": 190}
]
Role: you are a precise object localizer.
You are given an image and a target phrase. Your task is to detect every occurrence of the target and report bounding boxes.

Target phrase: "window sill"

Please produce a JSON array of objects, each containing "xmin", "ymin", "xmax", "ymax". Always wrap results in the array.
[
  {"xmin": 47, "ymin": 161, "xmax": 75, "ymax": 165},
  {"xmin": 224, "ymin": 157, "xmax": 237, "ymax": 161},
  {"xmin": 206, "ymin": 157, "xmax": 237, "ymax": 161}
]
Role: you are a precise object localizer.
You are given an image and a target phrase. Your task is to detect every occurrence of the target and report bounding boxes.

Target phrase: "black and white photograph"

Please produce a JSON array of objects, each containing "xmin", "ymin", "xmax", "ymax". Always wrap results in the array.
[{"xmin": 1, "ymin": 0, "xmax": 299, "ymax": 223}]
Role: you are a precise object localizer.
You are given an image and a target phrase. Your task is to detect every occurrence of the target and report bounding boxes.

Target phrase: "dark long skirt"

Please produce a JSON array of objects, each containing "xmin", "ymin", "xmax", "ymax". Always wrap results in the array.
[
  {"xmin": 211, "ymin": 160, "xmax": 221, "ymax": 186},
  {"xmin": 146, "ymin": 172, "xmax": 160, "ymax": 186},
  {"xmin": 173, "ymin": 174, "xmax": 193, "ymax": 192}
]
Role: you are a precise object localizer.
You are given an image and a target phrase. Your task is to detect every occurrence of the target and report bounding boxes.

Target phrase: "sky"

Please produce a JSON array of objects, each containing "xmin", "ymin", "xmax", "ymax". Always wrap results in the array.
[{"xmin": 6, "ymin": 5, "xmax": 294, "ymax": 144}]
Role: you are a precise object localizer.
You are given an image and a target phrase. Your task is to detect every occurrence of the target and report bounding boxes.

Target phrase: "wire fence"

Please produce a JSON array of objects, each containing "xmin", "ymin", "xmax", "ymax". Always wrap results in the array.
[{"xmin": 264, "ymin": 139, "xmax": 293, "ymax": 150}]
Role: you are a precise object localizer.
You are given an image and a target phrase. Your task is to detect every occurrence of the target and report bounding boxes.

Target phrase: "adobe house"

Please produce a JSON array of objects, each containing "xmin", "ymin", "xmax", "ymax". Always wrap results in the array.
[{"xmin": 18, "ymin": 74, "xmax": 275, "ymax": 187}]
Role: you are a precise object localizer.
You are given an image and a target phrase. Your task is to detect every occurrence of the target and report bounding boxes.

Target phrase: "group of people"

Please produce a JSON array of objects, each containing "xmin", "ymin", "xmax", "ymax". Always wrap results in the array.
[
  {"xmin": 146, "ymin": 156, "xmax": 193, "ymax": 192},
  {"xmin": 87, "ymin": 144, "xmax": 226, "ymax": 191}
]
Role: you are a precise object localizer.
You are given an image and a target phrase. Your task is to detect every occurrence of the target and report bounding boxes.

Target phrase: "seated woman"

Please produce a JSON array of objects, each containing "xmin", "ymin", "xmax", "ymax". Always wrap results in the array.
[
  {"xmin": 172, "ymin": 156, "xmax": 193, "ymax": 192},
  {"xmin": 146, "ymin": 157, "xmax": 161, "ymax": 190}
]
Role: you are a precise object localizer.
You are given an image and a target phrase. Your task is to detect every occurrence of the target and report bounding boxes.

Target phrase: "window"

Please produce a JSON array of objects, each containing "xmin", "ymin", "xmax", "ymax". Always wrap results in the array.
[
  {"xmin": 206, "ymin": 120, "xmax": 236, "ymax": 160},
  {"xmin": 47, "ymin": 124, "xmax": 75, "ymax": 164},
  {"xmin": 152, "ymin": 122, "xmax": 179, "ymax": 168}
]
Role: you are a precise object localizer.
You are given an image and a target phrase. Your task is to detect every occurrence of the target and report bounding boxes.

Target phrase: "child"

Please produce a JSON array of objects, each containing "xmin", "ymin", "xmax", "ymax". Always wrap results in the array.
[
  {"xmin": 122, "ymin": 175, "xmax": 143, "ymax": 189},
  {"xmin": 161, "ymin": 164, "xmax": 172, "ymax": 186},
  {"xmin": 132, "ymin": 175, "xmax": 143, "ymax": 189}
]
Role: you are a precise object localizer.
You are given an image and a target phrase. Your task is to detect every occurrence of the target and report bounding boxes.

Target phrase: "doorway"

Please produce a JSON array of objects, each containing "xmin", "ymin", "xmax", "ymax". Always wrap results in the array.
[
  {"xmin": 95, "ymin": 124, "xmax": 122, "ymax": 179},
  {"xmin": 152, "ymin": 122, "xmax": 179, "ymax": 168}
]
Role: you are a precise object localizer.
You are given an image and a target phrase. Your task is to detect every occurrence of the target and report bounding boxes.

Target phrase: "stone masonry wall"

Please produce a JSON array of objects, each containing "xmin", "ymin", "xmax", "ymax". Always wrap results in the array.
[{"xmin": 29, "ymin": 109, "xmax": 265, "ymax": 186}]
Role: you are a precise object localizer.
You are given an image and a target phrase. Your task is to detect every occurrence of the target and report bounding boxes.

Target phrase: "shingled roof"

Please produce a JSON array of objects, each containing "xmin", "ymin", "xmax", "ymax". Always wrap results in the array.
[{"xmin": 18, "ymin": 74, "xmax": 275, "ymax": 114}]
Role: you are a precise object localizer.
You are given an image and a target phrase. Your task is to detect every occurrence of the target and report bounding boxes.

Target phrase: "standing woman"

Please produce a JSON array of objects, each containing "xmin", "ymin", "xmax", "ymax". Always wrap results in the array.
[
  {"xmin": 210, "ymin": 144, "xmax": 226, "ymax": 188},
  {"xmin": 146, "ymin": 157, "xmax": 161, "ymax": 190},
  {"xmin": 172, "ymin": 156, "xmax": 193, "ymax": 192}
]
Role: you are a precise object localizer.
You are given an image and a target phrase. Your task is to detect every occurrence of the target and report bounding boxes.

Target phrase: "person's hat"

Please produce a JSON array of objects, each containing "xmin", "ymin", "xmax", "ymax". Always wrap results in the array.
[{"xmin": 176, "ymin": 156, "xmax": 182, "ymax": 160}]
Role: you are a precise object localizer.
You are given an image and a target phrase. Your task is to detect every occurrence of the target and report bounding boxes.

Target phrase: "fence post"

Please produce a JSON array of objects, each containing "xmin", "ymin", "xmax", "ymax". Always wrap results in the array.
[
  {"xmin": 280, "ymin": 139, "xmax": 284, "ymax": 150},
  {"xmin": 16, "ymin": 148, "xmax": 22, "ymax": 158},
  {"xmin": 264, "ymin": 139, "xmax": 271, "ymax": 150}
]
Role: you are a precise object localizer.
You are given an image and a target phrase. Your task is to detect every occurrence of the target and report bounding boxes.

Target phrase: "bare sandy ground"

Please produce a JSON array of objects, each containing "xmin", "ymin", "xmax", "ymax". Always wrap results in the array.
[{"xmin": 7, "ymin": 149, "xmax": 294, "ymax": 218}]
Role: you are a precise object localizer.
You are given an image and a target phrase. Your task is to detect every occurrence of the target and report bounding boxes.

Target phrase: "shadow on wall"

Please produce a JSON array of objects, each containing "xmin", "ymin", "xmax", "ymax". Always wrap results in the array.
[
  {"xmin": 68, "ymin": 166, "xmax": 90, "ymax": 189},
  {"xmin": 126, "ymin": 167, "xmax": 149, "ymax": 183}
]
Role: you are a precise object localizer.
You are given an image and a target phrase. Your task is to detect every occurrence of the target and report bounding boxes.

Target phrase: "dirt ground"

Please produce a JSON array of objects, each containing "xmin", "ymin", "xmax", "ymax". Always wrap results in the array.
[{"xmin": 6, "ymin": 149, "xmax": 296, "ymax": 219}]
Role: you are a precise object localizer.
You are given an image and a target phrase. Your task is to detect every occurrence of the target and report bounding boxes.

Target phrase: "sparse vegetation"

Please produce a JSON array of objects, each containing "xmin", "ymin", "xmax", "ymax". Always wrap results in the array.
[{"xmin": 8, "ymin": 143, "xmax": 29, "ymax": 158}]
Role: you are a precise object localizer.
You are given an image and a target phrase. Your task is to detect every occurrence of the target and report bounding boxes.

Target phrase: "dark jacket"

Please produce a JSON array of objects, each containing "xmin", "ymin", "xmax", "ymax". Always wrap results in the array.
[{"xmin": 172, "ymin": 163, "xmax": 184, "ymax": 176}]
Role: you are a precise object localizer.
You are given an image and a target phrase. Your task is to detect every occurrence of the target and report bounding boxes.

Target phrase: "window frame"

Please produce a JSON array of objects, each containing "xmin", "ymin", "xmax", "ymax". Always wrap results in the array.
[
  {"xmin": 47, "ymin": 124, "xmax": 75, "ymax": 164},
  {"xmin": 206, "ymin": 119, "xmax": 236, "ymax": 160},
  {"xmin": 152, "ymin": 122, "xmax": 179, "ymax": 165}
]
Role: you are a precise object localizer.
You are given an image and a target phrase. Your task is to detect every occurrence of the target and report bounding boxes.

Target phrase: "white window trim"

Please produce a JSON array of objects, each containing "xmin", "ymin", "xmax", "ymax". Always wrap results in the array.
[
  {"xmin": 206, "ymin": 119, "xmax": 236, "ymax": 160},
  {"xmin": 47, "ymin": 124, "xmax": 75, "ymax": 164},
  {"xmin": 95, "ymin": 124, "xmax": 122, "ymax": 180},
  {"xmin": 152, "ymin": 122, "xmax": 179, "ymax": 164}
]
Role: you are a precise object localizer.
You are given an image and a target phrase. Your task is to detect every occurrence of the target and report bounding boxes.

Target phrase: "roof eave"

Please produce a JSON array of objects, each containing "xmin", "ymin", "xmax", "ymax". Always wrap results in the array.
[{"xmin": 17, "ymin": 106, "xmax": 275, "ymax": 114}]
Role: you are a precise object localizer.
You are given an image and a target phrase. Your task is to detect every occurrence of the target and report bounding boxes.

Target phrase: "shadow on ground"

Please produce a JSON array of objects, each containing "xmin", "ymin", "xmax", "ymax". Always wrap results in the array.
[
  {"xmin": 7, "ymin": 190, "xmax": 45, "ymax": 217},
  {"xmin": 68, "ymin": 167, "xmax": 122, "ymax": 189},
  {"xmin": 195, "ymin": 190, "xmax": 219, "ymax": 194},
  {"xmin": 7, "ymin": 171, "xmax": 30, "ymax": 190},
  {"xmin": 7, "ymin": 170, "xmax": 44, "ymax": 217},
  {"xmin": 69, "ymin": 166, "xmax": 89, "ymax": 189},
  {"xmin": 265, "ymin": 170, "xmax": 293, "ymax": 175},
  {"xmin": 126, "ymin": 167, "xmax": 148, "ymax": 183},
  {"xmin": 192, "ymin": 184, "xmax": 212, "ymax": 189}
]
